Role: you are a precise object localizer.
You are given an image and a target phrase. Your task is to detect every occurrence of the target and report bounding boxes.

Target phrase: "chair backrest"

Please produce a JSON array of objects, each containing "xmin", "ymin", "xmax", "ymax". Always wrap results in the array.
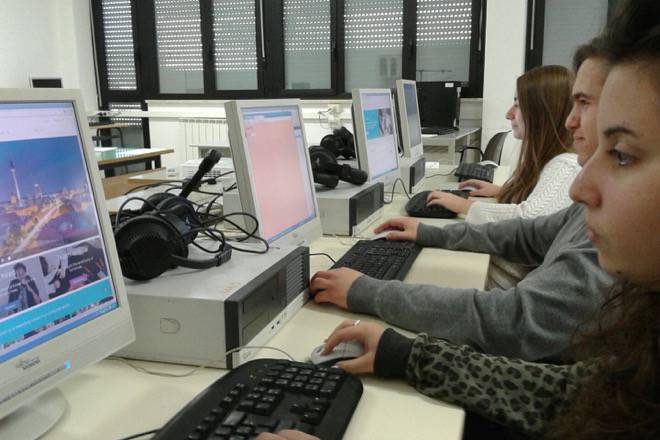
[{"xmin": 483, "ymin": 131, "xmax": 509, "ymax": 164}]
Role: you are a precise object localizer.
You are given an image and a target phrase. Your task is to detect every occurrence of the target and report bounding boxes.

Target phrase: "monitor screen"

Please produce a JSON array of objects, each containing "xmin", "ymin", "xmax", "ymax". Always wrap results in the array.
[
  {"xmin": 353, "ymin": 90, "xmax": 400, "ymax": 183},
  {"xmin": 235, "ymin": 105, "xmax": 318, "ymax": 244},
  {"xmin": 403, "ymin": 82, "xmax": 422, "ymax": 148},
  {"xmin": 0, "ymin": 102, "xmax": 120, "ymax": 363}
]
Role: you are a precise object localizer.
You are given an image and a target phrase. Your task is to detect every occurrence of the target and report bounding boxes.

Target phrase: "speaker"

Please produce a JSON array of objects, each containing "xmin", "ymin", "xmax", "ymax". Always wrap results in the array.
[
  {"xmin": 114, "ymin": 193, "xmax": 231, "ymax": 281},
  {"xmin": 309, "ymin": 145, "xmax": 367, "ymax": 189}
]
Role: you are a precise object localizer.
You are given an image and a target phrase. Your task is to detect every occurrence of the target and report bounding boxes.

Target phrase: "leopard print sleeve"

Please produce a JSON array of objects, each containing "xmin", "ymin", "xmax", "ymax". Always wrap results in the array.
[{"xmin": 405, "ymin": 334, "xmax": 598, "ymax": 436}]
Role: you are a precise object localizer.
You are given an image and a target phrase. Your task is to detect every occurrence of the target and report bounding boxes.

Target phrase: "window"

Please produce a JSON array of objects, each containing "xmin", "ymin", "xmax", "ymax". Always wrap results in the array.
[
  {"xmin": 213, "ymin": 0, "xmax": 259, "ymax": 90},
  {"xmin": 92, "ymin": 0, "xmax": 486, "ymax": 102},
  {"xmin": 283, "ymin": 0, "xmax": 332, "ymax": 90},
  {"xmin": 344, "ymin": 0, "xmax": 404, "ymax": 91},
  {"xmin": 415, "ymin": 0, "xmax": 473, "ymax": 82},
  {"xmin": 526, "ymin": 0, "xmax": 616, "ymax": 70},
  {"xmin": 154, "ymin": 0, "xmax": 204, "ymax": 93},
  {"xmin": 100, "ymin": 0, "xmax": 138, "ymax": 90}
]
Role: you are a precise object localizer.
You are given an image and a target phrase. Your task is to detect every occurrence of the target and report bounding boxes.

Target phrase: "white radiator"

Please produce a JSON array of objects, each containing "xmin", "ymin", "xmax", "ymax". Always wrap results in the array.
[{"xmin": 178, "ymin": 118, "xmax": 228, "ymax": 161}]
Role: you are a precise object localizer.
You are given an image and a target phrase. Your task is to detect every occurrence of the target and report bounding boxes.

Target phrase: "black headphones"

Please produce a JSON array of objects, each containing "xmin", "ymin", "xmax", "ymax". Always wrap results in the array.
[
  {"xmin": 309, "ymin": 145, "xmax": 367, "ymax": 189},
  {"xmin": 319, "ymin": 127, "xmax": 356, "ymax": 160},
  {"xmin": 113, "ymin": 152, "xmax": 231, "ymax": 281}
]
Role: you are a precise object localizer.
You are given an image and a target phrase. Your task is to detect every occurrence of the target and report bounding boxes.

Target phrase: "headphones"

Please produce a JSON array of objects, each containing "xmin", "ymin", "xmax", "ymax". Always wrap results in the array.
[
  {"xmin": 319, "ymin": 127, "xmax": 356, "ymax": 160},
  {"xmin": 113, "ymin": 152, "xmax": 231, "ymax": 281},
  {"xmin": 309, "ymin": 145, "xmax": 367, "ymax": 189}
]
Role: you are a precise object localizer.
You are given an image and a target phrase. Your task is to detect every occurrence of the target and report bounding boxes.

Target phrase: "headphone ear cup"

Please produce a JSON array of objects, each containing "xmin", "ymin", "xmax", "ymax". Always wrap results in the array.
[
  {"xmin": 141, "ymin": 192, "xmax": 174, "ymax": 214},
  {"xmin": 333, "ymin": 127, "xmax": 356, "ymax": 159},
  {"xmin": 310, "ymin": 146, "xmax": 341, "ymax": 189},
  {"xmin": 320, "ymin": 134, "xmax": 342, "ymax": 157},
  {"xmin": 114, "ymin": 215, "xmax": 187, "ymax": 280}
]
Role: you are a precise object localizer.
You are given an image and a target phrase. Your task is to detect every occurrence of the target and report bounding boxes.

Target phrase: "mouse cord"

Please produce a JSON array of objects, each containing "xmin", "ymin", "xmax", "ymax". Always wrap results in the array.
[{"xmin": 384, "ymin": 177, "xmax": 411, "ymax": 204}]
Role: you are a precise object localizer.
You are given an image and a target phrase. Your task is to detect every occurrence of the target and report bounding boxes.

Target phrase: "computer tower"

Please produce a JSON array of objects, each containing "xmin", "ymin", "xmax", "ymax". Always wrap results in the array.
[{"xmin": 417, "ymin": 82, "xmax": 461, "ymax": 129}]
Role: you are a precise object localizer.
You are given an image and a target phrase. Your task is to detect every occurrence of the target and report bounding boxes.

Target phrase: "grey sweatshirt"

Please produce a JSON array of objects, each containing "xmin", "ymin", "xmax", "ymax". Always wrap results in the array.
[{"xmin": 347, "ymin": 203, "xmax": 615, "ymax": 361}]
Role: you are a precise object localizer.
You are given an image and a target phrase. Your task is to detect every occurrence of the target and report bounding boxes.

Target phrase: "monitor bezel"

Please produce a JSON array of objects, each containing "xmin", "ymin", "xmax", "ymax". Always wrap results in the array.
[
  {"xmin": 351, "ymin": 88, "xmax": 401, "ymax": 188},
  {"xmin": 224, "ymin": 99, "xmax": 322, "ymax": 247},
  {"xmin": 395, "ymin": 80, "xmax": 424, "ymax": 159},
  {"xmin": 0, "ymin": 88, "xmax": 134, "ymax": 420}
]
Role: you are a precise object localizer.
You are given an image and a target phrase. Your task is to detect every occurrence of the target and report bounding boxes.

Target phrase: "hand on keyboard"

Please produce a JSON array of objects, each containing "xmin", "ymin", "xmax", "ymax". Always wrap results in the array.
[
  {"xmin": 458, "ymin": 179, "xmax": 501, "ymax": 197},
  {"xmin": 310, "ymin": 267, "xmax": 362, "ymax": 309},
  {"xmin": 373, "ymin": 217, "xmax": 420, "ymax": 242},
  {"xmin": 426, "ymin": 190, "xmax": 473, "ymax": 214},
  {"xmin": 256, "ymin": 429, "xmax": 320, "ymax": 440}
]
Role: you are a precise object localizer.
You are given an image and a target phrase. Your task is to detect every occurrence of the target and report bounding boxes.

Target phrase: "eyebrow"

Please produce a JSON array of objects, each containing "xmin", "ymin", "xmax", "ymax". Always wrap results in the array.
[
  {"xmin": 572, "ymin": 92, "xmax": 592, "ymax": 100},
  {"xmin": 603, "ymin": 125, "xmax": 638, "ymax": 138}
]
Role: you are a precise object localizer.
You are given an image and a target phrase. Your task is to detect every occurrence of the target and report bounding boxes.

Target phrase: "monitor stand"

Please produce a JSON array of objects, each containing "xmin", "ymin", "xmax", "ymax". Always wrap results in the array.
[{"xmin": 0, "ymin": 388, "xmax": 68, "ymax": 439}]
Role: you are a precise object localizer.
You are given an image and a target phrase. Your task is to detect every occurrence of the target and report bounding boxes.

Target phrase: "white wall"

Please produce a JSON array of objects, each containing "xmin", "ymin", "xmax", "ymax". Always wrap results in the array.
[
  {"xmin": 0, "ymin": 0, "xmax": 99, "ymax": 112},
  {"xmin": 481, "ymin": 0, "xmax": 526, "ymax": 153}
]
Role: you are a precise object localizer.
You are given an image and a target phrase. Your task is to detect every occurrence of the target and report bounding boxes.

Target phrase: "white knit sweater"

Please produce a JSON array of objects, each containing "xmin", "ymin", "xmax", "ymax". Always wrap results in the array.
[{"xmin": 465, "ymin": 152, "xmax": 581, "ymax": 225}]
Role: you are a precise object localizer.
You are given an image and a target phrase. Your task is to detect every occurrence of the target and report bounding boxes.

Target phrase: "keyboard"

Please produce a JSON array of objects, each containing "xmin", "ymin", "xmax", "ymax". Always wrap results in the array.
[
  {"xmin": 152, "ymin": 358, "xmax": 363, "ymax": 440},
  {"xmin": 405, "ymin": 190, "xmax": 470, "ymax": 219},
  {"xmin": 421, "ymin": 126, "xmax": 458, "ymax": 135},
  {"xmin": 332, "ymin": 239, "xmax": 422, "ymax": 280},
  {"xmin": 454, "ymin": 163, "xmax": 495, "ymax": 183}
]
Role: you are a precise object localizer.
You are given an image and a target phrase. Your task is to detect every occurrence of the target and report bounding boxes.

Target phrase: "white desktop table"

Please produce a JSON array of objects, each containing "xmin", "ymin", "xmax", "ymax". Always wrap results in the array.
[
  {"xmin": 422, "ymin": 127, "xmax": 481, "ymax": 164},
  {"xmin": 44, "ymin": 165, "xmax": 509, "ymax": 440}
]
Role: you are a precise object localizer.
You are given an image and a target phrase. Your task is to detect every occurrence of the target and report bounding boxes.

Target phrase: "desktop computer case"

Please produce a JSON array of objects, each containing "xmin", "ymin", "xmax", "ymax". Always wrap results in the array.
[{"xmin": 117, "ymin": 246, "xmax": 309, "ymax": 369}]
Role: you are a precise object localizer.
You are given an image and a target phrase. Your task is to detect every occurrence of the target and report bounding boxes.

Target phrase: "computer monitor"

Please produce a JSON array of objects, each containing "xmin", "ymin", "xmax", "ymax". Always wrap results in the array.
[
  {"xmin": 351, "ymin": 89, "xmax": 401, "ymax": 188},
  {"xmin": 417, "ymin": 81, "xmax": 461, "ymax": 130},
  {"xmin": 394, "ymin": 80, "xmax": 423, "ymax": 158},
  {"xmin": 224, "ymin": 100, "xmax": 322, "ymax": 247},
  {"xmin": 0, "ymin": 89, "xmax": 134, "ymax": 438}
]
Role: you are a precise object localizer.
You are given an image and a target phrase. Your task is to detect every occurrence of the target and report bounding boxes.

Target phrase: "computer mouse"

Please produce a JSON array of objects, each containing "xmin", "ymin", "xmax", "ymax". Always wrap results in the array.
[
  {"xmin": 477, "ymin": 160, "xmax": 499, "ymax": 168},
  {"xmin": 309, "ymin": 340, "xmax": 365, "ymax": 367},
  {"xmin": 460, "ymin": 185, "xmax": 479, "ymax": 192},
  {"xmin": 371, "ymin": 229, "xmax": 398, "ymax": 241}
]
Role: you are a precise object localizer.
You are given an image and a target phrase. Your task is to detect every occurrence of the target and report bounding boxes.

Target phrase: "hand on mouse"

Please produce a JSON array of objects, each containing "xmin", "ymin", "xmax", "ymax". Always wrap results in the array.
[
  {"xmin": 457, "ymin": 179, "xmax": 501, "ymax": 197},
  {"xmin": 310, "ymin": 267, "xmax": 362, "ymax": 309},
  {"xmin": 426, "ymin": 190, "xmax": 473, "ymax": 214},
  {"xmin": 373, "ymin": 217, "xmax": 419, "ymax": 242},
  {"xmin": 323, "ymin": 319, "xmax": 386, "ymax": 374},
  {"xmin": 256, "ymin": 429, "xmax": 320, "ymax": 440}
]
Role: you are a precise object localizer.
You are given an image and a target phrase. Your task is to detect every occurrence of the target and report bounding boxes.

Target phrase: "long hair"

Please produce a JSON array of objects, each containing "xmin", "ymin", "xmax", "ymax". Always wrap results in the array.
[
  {"xmin": 498, "ymin": 65, "xmax": 574, "ymax": 204},
  {"xmin": 548, "ymin": 282, "xmax": 660, "ymax": 439}
]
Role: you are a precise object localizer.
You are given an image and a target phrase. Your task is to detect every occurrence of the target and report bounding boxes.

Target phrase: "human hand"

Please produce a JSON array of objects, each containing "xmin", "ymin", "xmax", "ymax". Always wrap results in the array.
[
  {"xmin": 373, "ymin": 217, "xmax": 420, "ymax": 242},
  {"xmin": 458, "ymin": 179, "xmax": 501, "ymax": 197},
  {"xmin": 426, "ymin": 191, "xmax": 473, "ymax": 214},
  {"xmin": 256, "ymin": 429, "xmax": 320, "ymax": 440},
  {"xmin": 310, "ymin": 267, "xmax": 362, "ymax": 309},
  {"xmin": 323, "ymin": 319, "xmax": 386, "ymax": 374}
]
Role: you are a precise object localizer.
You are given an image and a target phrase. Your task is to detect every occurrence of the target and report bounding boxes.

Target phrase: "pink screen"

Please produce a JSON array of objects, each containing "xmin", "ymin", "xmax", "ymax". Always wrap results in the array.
[{"xmin": 243, "ymin": 112, "xmax": 315, "ymax": 242}]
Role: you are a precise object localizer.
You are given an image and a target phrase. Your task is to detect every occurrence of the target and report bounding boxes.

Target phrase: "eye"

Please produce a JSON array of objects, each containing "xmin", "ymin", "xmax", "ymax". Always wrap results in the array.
[{"xmin": 611, "ymin": 147, "xmax": 634, "ymax": 166}]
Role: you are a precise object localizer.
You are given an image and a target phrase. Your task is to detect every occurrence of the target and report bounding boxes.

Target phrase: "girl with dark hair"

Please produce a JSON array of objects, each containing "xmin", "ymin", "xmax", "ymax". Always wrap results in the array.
[{"xmin": 426, "ymin": 65, "xmax": 578, "ymax": 224}]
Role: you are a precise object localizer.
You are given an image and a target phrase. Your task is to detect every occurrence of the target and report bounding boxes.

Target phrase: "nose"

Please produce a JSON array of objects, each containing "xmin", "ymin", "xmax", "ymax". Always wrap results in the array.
[
  {"xmin": 505, "ymin": 105, "xmax": 515, "ymax": 120},
  {"xmin": 565, "ymin": 105, "xmax": 579, "ymax": 130},
  {"xmin": 569, "ymin": 151, "xmax": 602, "ymax": 207}
]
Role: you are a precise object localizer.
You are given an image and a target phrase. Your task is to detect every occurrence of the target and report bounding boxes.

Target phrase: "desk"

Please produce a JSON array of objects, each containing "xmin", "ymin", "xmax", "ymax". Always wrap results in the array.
[
  {"xmin": 44, "ymin": 163, "xmax": 511, "ymax": 440},
  {"xmin": 96, "ymin": 148, "xmax": 174, "ymax": 177},
  {"xmin": 422, "ymin": 127, "xmax": 481, "ymax": 164}
]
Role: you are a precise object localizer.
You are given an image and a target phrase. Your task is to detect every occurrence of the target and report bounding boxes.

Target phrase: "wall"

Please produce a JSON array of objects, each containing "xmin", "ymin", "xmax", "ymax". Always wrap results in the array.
[
  {"xmin": 480, "ymin": 0, "xmax": 526, "ymax": 153},
  {"xmin": 0, "ymin": 0, "xmax": 99, "ymax": 112}
]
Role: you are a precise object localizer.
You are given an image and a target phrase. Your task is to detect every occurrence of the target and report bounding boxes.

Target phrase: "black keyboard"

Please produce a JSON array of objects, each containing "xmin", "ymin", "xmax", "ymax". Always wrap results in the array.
[
  {"xmin": 454, "ymin": 163, "xmax": 495, "ymax": 183},
  {"xmin": 332, "ymin": 239, "xmax": 422, "ymax": 280},
  {"xmin": 152, "ymin": 359, "xmax": 363, "ymax": 440},
  {"xmin": 421, "ymin": 126, "xmax": 458, "ymax": 135},
  {"xmin": 405, "ymin": 190, "xmax": 470, "ymax": 219}
]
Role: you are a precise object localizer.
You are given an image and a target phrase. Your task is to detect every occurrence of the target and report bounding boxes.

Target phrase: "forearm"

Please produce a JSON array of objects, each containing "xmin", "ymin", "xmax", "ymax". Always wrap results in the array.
[{"xmin": 402, "ymin": 334, "xmax": 596, "ymax": 437}]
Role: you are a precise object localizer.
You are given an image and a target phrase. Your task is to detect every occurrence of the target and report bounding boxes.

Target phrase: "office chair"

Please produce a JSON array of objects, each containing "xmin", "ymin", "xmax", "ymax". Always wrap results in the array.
[{"xmin": 459, "ymin": 130, "xmax": 510, "ymax": 164}]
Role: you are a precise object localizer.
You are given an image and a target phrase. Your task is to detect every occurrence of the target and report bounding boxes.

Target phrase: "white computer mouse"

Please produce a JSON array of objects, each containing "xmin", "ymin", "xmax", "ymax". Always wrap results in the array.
[
  {"xmin": 309, "ymin": 340, "xmax": 365, "ymax": 367},
  {"xmin": 371, "ymin": 229, "xmax": 398, "ymax": 241},
  {"xmin": 477, "ymin": 160, "xmax": 499, "ymax": 168},
  {"xmin": 461, "ymin": 185, "xmax": 479, "ymax": 192}
]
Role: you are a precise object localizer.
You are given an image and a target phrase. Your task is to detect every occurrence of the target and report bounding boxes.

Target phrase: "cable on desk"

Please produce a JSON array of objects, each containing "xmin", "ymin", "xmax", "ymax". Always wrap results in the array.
[
  {"xmin": 332, "ymin": 234, "xmax": 357, "ymax": 247},
  {"xmin": 310, "ymin": 252, "xmax": 336, "ymax": 264},
  {"xmin": 115, "ymin": 429, "xmax": 160, "ymax": 440},
  {"xmin": 225, "ymin": 345, "xmax": 296, "ymax": 361},
  {"xmin": 425, "ymin": 167, "xmax": 458, "ymax": 179},
  {"xmin": 107, "ymin": 356, "xmax": 210, "ymax": 378},
  {"xmin": 384, "ymin": 177, "xmax": 411, "ymax": 204}
]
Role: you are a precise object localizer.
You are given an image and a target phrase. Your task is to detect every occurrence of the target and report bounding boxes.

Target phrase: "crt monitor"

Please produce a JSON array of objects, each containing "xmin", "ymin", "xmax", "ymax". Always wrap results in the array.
[
  {"xmin": 0, "ymin": 89, "xmax": 134, "ymax": 438},
  {"xmin": 352, "ymin": 88, "xmax": 401, "ymax": 188},
  {"xmin": 394, "ymin": 79, "xmax": 423, "ymax": 158},
  {"xmin": 225, "ymin": 100, "xmax": 322, "ymax": 247}
]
